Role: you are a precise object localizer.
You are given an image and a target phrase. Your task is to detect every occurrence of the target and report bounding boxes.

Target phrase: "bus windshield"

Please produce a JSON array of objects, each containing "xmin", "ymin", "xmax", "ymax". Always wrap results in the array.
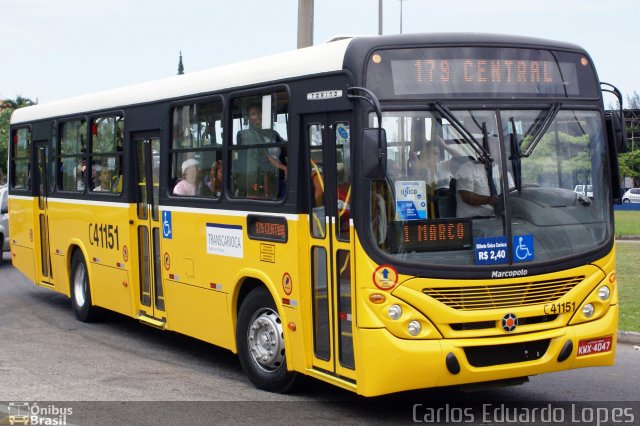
[{"xmin": 367, "ymin": 108, "xmax": 611, "ymax": 267}]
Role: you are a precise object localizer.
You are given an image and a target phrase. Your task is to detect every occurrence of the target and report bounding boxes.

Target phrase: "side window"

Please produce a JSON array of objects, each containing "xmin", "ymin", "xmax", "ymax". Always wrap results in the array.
[
  {"xmin": 90, "ymin": 116, "xmax": 124, "ymax": 193},
  {"xmin": 57, "ymin": 119, "xmax": 87, "ymax": 192},
  {"xmin": 335, "ymin": 123, "xmax": 351, "ymax": 241},
  {"xmin": 10, "ymin": 128, "xmax": 31, "ymax": 190},
  {"xmin": 230, "ymin": 91, "xmax": 288, "ymax": 200},
  {"xmin": 170, "ymin": 100, "xmax": 223, "ymax": 198}
]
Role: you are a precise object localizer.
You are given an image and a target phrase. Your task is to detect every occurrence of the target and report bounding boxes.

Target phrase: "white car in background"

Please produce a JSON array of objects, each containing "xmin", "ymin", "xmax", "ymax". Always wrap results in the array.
[
  {"xmin": 622, "ymin": 188, "xmax": 640, "ymax": 203},
  {"xmin": 574, "ymin": 184, "xmax": 593, "ymax": 198}
]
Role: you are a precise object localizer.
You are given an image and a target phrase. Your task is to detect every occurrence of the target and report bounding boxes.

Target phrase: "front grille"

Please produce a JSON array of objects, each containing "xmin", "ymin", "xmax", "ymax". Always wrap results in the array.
[
  {"xmin": 450, "ymin": 314, "xmax": 558, "ymax": 331},
  {"xmin": 423, "ymin": 276, "xmax": 583, "ymax": 311},
  {"xmin": 464, "ymin": 339, "xmax": 550, "ymax": 367},
  {"xmin": 450, "ymin": 321, "xmax": 495, "ymax": 331}
]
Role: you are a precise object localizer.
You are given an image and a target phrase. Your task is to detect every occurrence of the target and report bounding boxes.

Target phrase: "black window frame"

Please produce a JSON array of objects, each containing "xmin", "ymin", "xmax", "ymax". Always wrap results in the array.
[
  {"xmin": 168, "ymin": 95, "xmax": 225, "ymax": 199},
  {"xmin": 88, "ymin": 113, "xmax": 125, "ymax": 196},
  {"xmin": 56, "ymin": 117, "xmax": 88, "ymax": 194},
  {"xmin": 10, "ymin": 126, "xmax": 32, "ymax": 192}
]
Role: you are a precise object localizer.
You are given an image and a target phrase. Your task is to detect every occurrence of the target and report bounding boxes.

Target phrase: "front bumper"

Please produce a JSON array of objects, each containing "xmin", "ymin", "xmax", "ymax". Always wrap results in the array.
[{"xmin": 355, "ymin": 304, "xmax": 617, "ymax": 397}]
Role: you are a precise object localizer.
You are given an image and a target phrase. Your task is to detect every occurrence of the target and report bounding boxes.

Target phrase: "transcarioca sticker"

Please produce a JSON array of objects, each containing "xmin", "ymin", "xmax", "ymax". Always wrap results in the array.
[{"xmin": 372, "ymin": 264, "xmax": 399, "ymax": 290}]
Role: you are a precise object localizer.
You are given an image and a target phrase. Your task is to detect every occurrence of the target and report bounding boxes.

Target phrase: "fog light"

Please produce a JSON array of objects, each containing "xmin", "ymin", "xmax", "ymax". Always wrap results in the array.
[
  {"xmin": 582, "ymin": 303, "xmax": 595, "ymax": 318},
  {"xmin": 388, "ymin": 304, "xmax": 402, "ymax": 320},
  {"xmin": 598, "ymin": 286, "xmax": 610, "ymax": 301},
  {"xmin": 408, "ymin": 320, "xmax": 421, "ymax": 336}
]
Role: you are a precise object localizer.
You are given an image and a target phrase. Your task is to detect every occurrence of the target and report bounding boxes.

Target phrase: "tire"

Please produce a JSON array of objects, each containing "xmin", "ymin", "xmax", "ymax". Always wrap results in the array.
[
  {"xmin": 236, "ymin": 287, "xmax": 299, "ymax": 393},
  {"xmin": 70, "ymin": 251, "xmax": 100, "ymax": 322},
  {"xmin": 623, "ymin": 199, "xmax": 630, "ymax": 203}
]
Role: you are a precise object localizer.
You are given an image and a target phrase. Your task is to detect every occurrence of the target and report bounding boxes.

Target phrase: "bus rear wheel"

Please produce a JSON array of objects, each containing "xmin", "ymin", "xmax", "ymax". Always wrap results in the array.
[
  {"xmin": 70, "ymin": 251, "xmax": 99, "ymax": 322},
  {"xmin": 236, "ymin": 287, "xmax": 299, "ymax": 393}
]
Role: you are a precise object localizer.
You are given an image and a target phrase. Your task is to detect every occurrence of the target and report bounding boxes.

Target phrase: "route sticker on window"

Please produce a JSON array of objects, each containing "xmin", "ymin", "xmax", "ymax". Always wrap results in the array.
[
  {"xmin": 474, "ymin": 236, "xmax": 508, "ymax": 265},
  {"xmin": 395, "ymin": 180, "xmax": 427, "ymax": 220}
]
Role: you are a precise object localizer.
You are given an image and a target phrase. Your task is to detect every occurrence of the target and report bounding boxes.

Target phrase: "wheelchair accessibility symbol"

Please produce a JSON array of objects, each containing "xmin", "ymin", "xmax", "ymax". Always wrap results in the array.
[
  {"xmin": 513, "ymin": 234, "xmax": 534, "ymax": 262},
  {"xmin": 162, "ymin": 211, "xmax": 172, "ymax": 239}
]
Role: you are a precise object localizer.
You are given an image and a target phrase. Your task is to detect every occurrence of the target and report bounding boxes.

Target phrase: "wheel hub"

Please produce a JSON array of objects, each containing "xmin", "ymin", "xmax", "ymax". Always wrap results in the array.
[
  {"xmin": 247, "ymin": 308, "xmax": 285, "ymax": 372},
  {"xmin": 73, "ymin": 262, "xmax": 86, "ymax": 308}
]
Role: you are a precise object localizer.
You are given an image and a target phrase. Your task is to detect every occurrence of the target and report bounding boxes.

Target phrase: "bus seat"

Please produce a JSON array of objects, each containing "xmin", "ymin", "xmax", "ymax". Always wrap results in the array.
[{"xmin": 437, "ymin": 178, "xmax": 457, "ymax": 218}]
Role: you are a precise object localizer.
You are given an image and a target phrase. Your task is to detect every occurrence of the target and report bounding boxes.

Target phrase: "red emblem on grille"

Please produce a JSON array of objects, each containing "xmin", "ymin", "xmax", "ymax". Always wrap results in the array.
[{"xmin": 502, "ymin": 313, "xmax": 518, "ymax": 332}]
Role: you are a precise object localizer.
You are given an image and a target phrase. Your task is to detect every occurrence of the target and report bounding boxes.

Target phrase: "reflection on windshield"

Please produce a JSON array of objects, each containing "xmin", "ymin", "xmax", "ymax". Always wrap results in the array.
[{"xmin": 368, "ymin": 109, "xmax": 610, "ymax": 268}]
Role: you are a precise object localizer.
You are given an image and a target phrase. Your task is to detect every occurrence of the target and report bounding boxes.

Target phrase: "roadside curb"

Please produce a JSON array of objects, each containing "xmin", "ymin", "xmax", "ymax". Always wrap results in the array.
[{"xmin": 618, "ymin": 330, "xmax": 640, "ymax": 345}]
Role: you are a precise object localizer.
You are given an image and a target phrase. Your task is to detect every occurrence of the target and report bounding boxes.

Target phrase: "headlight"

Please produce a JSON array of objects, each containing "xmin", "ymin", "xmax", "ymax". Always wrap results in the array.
[
  {"xmin": 408, "ymin": 320, "xmax": 422, "ymax": 336},
  {"xmin": 598, "ymin": 286, "xmax": 610, "ymax": 301},
  {"xmin": 582, "ymin": 303, "xmax": 595, "ymax": 318},
  {"xmin": 388, "ymin": 304, "xmax": 402, "ymax": 320}
]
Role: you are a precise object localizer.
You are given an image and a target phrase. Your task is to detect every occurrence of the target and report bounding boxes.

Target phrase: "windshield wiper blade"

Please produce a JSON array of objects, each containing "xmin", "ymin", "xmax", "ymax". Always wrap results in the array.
[
  {"xmin": 520, "ymin": 102, "xmax": 562, "ymax": 157},
  {"xmin": 509, "ymin": 118, "xmax": 522, "ymax": 194},
  {"xmin": 432, "ymin": 102, "xmax": 493, "ymax": 164},
  {"xmin": 480, "ymin": 122, "xmax": 499, "ymax": 199}
]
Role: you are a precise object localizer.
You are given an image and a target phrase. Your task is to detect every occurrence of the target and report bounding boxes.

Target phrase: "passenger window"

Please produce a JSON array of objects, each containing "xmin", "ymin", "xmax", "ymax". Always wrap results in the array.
[
  {"xmin": 90, "ymin": 116, "xmax": 123, "ymax": 193},
  {"xmin": 230, "ymin": 91, "xmax": 288, "ymax": 200},
  {"xmin": 170, "ymin": 100, "xmax": 223, "ymax": 198},
  {"xmin": 57, "ymin": 120, "xmax": 87, "ymax": 192},
  {"xmin": 11, "ymin": 128, "xmax": 31, "ymax": 190}
]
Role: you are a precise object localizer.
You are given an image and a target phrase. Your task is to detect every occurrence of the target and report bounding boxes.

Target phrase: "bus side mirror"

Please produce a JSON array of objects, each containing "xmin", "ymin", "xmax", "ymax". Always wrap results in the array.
[
  {"xmin": 605, "ymin": 110, "xmax": 627, "ymax": 153},
  {"xmin": 362, "ymin": 128, "xmax": 387, "ymax": 179},
  {"xmin": 605, "ymin": 110, "xmax": 626, "ymax": 203}
]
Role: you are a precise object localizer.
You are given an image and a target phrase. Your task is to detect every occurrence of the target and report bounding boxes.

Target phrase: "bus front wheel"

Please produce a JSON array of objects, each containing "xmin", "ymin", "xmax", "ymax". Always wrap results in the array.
[
  {"xmin": 70, "ymin": 251, "xmax": 99, "ymax": 322},
  {"xmin": 236, "ymin": 287, "xmax": 299, "ymax": 393}
]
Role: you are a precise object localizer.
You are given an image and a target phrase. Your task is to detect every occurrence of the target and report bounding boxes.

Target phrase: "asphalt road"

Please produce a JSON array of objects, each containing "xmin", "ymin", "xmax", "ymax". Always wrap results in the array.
[{"xmin": 0, "ymin": 253, "xmax": 638, "ymax": 425}]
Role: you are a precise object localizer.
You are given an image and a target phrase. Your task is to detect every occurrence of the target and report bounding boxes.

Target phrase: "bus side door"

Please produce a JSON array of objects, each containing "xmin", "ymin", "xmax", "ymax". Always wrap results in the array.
[
  {"xmin": 304, "ymin": 113, "xmax": 356, "ymax": 381},
  {"xmin": 131, "ymin": 132, "xmax": 165, "ymax": 324},
  {"xmin": 34, "ymin": 140, "xmax": 53, "ymax": 285}
]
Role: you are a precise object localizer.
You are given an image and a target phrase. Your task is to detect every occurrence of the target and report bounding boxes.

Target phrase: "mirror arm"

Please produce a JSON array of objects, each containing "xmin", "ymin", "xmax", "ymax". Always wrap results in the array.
[
  {"xmin": 348, "ymin": 87, "xmax": 385, "ymax": 161},
  {"xmin": 601, "ymin": 82, "xmax": 625, "ymax": 137}
]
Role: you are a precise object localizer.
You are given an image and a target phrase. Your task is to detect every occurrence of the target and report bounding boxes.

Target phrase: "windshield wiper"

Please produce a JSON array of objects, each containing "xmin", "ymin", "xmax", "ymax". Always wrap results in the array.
[
  {"xmin": 480, "ymin": 121, "xmax": 499, "ymax": 199},
  {"xmin": 520, "ymin": 102, "xmax": 562, "ymax": 157},
  {"xmin": 432, "ymin": 102, "xmax": 493, "ymax": 165},
  {"xmin": 509, "ymin": 118, "xmax": 523, "ymax": 194}
]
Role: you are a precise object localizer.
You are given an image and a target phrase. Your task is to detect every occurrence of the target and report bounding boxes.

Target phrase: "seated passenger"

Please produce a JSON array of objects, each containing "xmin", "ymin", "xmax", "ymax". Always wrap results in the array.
[
  {"xmin": 237, "ymin": 104, "xmax": 287, "ymax": 198},
  {"xmin": 456, "ymin": 159, "xmax": 512, "ymax": 218},
  {"xmin": 173, "ymin": 159, "xmax": 200, "ymax": 196},
  {"xmin": 202, "ymin": 160, "xmax": 222, "ymax": 197},
  {"xmin": 93, "ymin": 166, "xmax": 112, "ymax": 192}
]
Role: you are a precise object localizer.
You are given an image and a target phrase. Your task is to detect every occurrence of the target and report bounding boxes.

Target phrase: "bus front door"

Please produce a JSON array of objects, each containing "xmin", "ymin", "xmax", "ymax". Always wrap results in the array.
[
  {"xmin": 34, "ymin": 141, "xmax": 53, "ymax": 285},
  {"xmin": 132, "ymin": 133, "xmax": 165, "ymax": 325},
  {"xmin": 305, "ymin": 114, "xmax": 356, "ymax": 381}
]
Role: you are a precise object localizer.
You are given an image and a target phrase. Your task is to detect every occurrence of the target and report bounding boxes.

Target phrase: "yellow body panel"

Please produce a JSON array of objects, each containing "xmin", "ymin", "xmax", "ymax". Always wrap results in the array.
[
  {"xmin": 8, "ymin": 197, "xmax": 37, "ymax": 283},
  {"xmin": 10, "ymin": 193, "xmax": 618, "ymax": 397},
  {"xmin": 163, "ymin": 280, "xmax": 233, "ymax": 348}
]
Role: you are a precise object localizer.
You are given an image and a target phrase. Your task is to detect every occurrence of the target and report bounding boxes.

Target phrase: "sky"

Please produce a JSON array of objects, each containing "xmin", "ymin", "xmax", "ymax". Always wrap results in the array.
[{"xmin": 1, "ymin": 0, "xmax": 637, "ymax": 107}]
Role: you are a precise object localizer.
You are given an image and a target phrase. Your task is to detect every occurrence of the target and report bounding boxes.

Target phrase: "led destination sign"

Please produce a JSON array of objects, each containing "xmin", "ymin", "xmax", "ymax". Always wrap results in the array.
[
  {"xmin": 366, "ymin": 47, "xmax": 598, "ymax": 98},
  {"xmin": 388, "ymin": 219, "xmax": 472, "ymax": 252},
  {"xmin": 247, "ymin": 215, "xmax": 288, "ymax": 242}
]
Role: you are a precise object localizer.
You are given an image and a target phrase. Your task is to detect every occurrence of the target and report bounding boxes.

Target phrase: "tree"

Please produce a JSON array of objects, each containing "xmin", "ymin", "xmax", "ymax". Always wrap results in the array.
[
  {"xmin": 0, "ymin": 95, "xmax": 37, "ymax": 181},
  {"xmin": 177, "ymin": 51, "xmax": 184, "ymax": 75},
  {"xmin": 627, "ymin": 91, "xmax": 640, "ymax": 109},
  {"xmin": 618, "ymin": 149, "xmax": 640, "ymax": 188},
  {"xmin": 1, "ymin": 95, "xmax": 36, "ymax": 110}
]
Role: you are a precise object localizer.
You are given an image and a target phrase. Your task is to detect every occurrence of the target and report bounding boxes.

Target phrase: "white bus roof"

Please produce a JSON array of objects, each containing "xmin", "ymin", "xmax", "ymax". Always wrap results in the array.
[{"xmin": 11, "ymin": 38, "xmax": 352, "ymax": 125}]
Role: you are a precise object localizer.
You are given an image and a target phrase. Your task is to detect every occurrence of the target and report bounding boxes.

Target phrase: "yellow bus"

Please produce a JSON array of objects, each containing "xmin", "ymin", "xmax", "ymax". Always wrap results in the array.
[{"xmin": 8, "ymin": 33, "xmax": 626, "ymax": 396}]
